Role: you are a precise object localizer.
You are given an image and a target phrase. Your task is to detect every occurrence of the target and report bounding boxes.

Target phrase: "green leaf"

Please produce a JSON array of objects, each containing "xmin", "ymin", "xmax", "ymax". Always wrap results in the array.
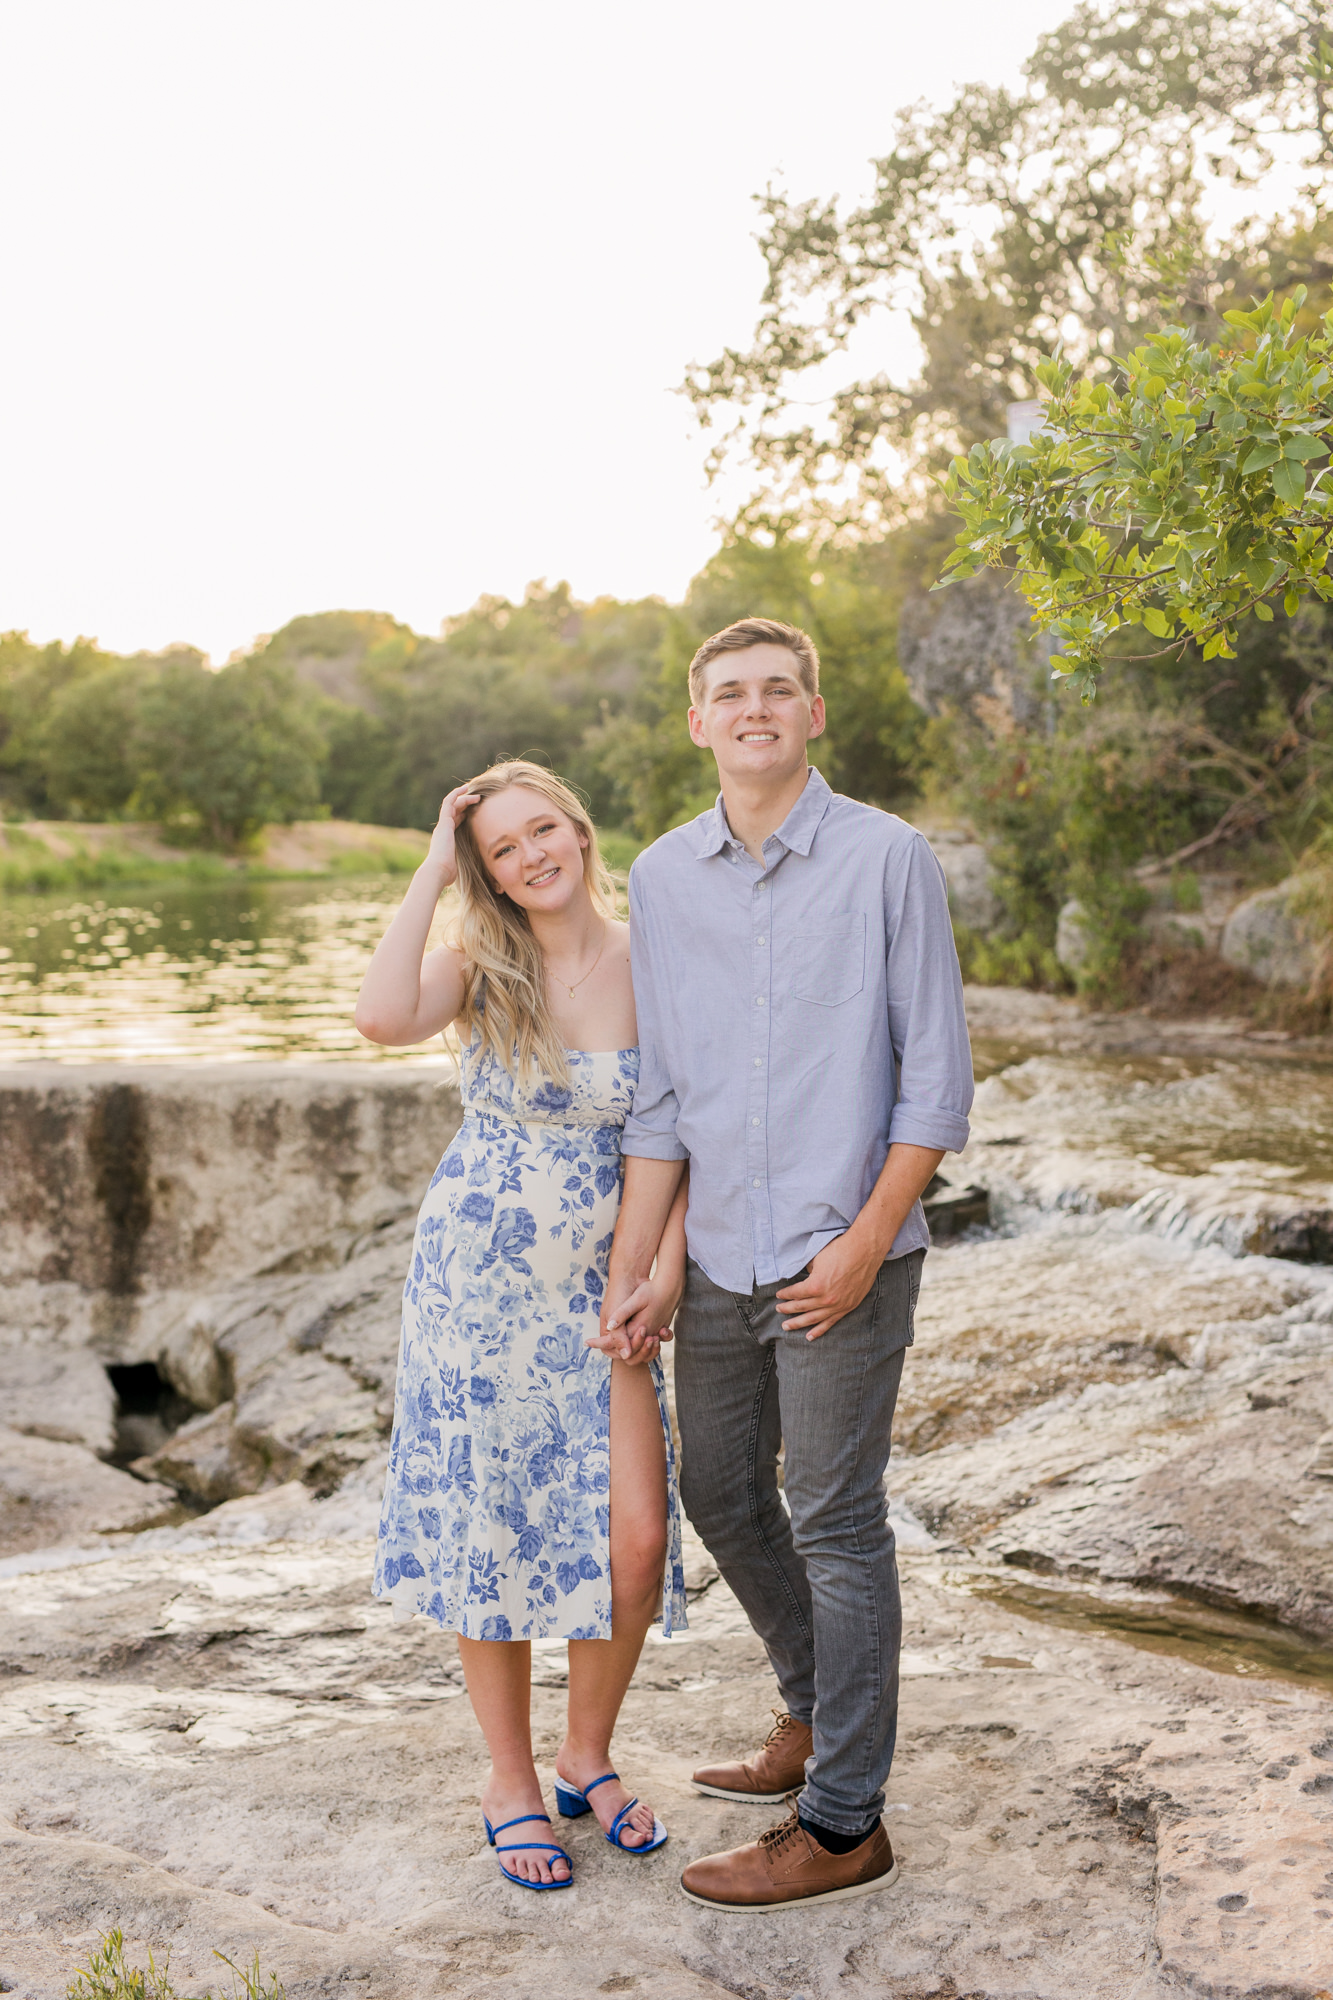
[
  {"xmin": 1141, "ymin": 374, "xmax": 1167, "ymax": 399},
  {"xmin": 1142, "ymin": 607, "xmax": 1170, "ymax": 638},
  {"xmin": 1255, "ymin": 601, "xmax": 1274, "ymax": 620},
  {"xmin": 1284, "ymin": 433, "xmax": 1328, "ymax": 460},
  {"xmin": 1272, "ymin": 458, "xmax": 1306, "ymax": 504},
  {"xmin": 1285, "ymin": 586, "xmax": 1301, "ymax": 615},
  {"xmin": 1202, "ymin": 633, "xmax": 1227, "ymax": 659},
  {"xmin": 1240, "ymin": 441, "xmax": 1282, "ymax": 473}
]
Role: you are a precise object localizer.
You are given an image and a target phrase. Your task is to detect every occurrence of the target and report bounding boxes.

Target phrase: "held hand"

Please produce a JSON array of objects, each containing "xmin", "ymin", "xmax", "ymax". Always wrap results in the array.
[
  {"xmin": 613, "ymin": 1273, "xmax": 681, "ymax": 1366},
  {"xmin": 588, "ymin": 1275, "xmax": 676, "ymax": 1364},
  {"xmin": 426, "ymin": 785, "xmax": 482, "ymax": 886},
  {"xmin": 776, "ymin": 1230, "xmax": 882, "ymax": 1341}
]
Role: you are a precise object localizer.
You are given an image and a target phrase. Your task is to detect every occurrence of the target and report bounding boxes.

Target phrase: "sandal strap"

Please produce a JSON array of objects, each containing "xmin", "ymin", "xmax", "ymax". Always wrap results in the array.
[
  {"xmin": 608, "ymin": 1797, "xmax": 643, "ymax": 1846},
  {"xmin": 581, "ymin": 1772, "xmax": 619, "ymax": 1797},
  {"xmin": 490, "ymin": 1812, "xmax": 552, "ymax": 1835},
  {"xmin": 497, "ymin": 1840, "xmax": 569, "ymax": 1854}
]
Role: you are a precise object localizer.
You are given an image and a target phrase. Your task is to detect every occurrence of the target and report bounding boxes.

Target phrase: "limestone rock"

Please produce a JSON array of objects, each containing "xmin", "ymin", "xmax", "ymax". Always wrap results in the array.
[
  {"xmin": 2, "ymin": 1523, "xmax": 1331, "ymax": 2000},
  {"xmin": 894, "ymin": 1302, "xmax": 1333, "ymax": 1641},
  {"xmin": 898, "ymin": 569, "xmax": 1049, "ymax": 732},
  {"xmin": 0, "ymin": 1339, "xmax": 117, "ymax": 1456},
  {"xmin": 0, "ymin": 1428, "xmax": 177, "ymax": 1557},
  {"xmin": 1221, "ymin": 879, "xmax": 1320, "ymax": 988},
  {"xmin": 926, "ymin": 830, "xmax": 1000, "ymax": 933},
  {"xmin": 0, "ymin": 1062, "xmax": 458, "ymax": 1356},
  {"xmin": 135, "ymin": 1220, "xmax": 411, "ymax": 1504},
  {"xmin": 1055, "ymin": 896, "xmax": 1090, "ymax": 972},
  {"xmin": 135, "ymin": 1403, "xmax": 279, "ymax": 1506}
]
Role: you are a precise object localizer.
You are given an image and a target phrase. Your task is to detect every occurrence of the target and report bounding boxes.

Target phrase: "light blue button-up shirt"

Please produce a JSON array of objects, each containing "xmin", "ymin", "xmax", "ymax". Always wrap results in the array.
[{"xmin": 621, "ymin": 767, "xmax": 974, "ymax": 1292}]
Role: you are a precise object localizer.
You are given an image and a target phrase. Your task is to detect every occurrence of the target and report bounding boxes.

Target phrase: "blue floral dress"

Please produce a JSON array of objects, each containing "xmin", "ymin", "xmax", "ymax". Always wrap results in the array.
[{"xmin": 373, "ymin": 1035, "xmax": 687, "ymax": 1641}]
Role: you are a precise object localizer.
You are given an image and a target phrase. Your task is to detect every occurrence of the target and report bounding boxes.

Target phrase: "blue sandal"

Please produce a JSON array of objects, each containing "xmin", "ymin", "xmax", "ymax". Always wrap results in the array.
[
  {"xmin": 554, "ymin": 1771, "xmax": 667, "ymax": 1855},
  {"xmin": 483, "ymin": 1811, "xmax": 574, "ymax": 1890}
]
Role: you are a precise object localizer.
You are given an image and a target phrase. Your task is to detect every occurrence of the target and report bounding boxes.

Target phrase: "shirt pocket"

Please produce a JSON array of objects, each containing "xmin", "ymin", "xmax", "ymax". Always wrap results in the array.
[{"xmin": 789, "ymin": 915, "xmax": 865, "ymax": 1006}]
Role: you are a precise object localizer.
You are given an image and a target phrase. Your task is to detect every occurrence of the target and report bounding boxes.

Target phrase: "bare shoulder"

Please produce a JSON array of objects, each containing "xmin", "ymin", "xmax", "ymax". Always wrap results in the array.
[{"xmin": 606, "ymin": 917, "xmax": 632, "ymax": 960}]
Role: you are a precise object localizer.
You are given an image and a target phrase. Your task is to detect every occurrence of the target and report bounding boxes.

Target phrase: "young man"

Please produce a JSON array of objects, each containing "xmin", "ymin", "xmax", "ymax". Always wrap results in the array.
[{"xmin": 599, "ymin": 617, "xmax": 973, "ymax": 1911}]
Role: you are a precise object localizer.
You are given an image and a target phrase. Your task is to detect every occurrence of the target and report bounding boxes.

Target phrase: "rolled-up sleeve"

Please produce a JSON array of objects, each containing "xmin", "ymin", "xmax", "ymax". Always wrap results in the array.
[
  {"xmin": 621, "ymin": 861, "xmax": 689, "ymax": 1162},
  {"xmin": 884, "ymin": 833, "xmax": 973, "ymax": 1153}
]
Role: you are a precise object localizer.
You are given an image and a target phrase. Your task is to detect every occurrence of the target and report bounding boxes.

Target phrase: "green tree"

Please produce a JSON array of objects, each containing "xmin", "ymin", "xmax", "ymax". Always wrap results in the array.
[
  {"xmin": 940, "ymin": 290, "xmax": 1333, "ymax": 695},
  {"xmin": 685, "ymin": 0, "xmax": 1333, "ymax": 525},
  {"xmin": 135, "ymin": 655, "xmax": 325, "ymax": 847},
  {"xmin": 38, "ymin": 660, "xmax": 156, "ymax": 818},
  {"xmin": 0, "ymin": 632, "xmax": 122, "ymax": 814}
]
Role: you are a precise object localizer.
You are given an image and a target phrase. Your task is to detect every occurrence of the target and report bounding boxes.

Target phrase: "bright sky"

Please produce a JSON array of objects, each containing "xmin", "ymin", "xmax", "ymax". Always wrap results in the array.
[{"xmin": 1, "ymin": 0, "xmax": 1074, "ymax": 662}]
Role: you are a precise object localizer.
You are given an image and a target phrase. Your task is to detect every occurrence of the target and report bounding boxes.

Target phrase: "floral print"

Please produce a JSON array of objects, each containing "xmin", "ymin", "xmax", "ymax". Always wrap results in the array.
[{"xmin": 373, "ymin": 1036, "xmax": 687, "ymax": 1641}]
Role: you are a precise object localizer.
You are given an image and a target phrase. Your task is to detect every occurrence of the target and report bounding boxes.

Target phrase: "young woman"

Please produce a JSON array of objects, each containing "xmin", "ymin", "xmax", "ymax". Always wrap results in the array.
[{"xmin": 355, "ymin": 762, "xmax": 687, "ymax": 1890}]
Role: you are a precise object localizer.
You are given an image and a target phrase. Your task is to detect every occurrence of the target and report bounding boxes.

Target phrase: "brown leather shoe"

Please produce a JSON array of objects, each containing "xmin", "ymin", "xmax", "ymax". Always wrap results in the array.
[
  {"xmin": 680, "ymin": 1802, "xmax": 898, "ymax": 1911},
  {"xmin": 691, "ymin": 1710, "xmax": 813, "ymax": 1803}
]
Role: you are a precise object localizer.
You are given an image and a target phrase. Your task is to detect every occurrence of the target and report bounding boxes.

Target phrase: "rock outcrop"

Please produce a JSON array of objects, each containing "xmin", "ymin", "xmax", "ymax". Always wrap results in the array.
[
  {"xmin": 2, "ymin": 1044, "xmax": 1332, "ymax": 1998},
  {"xmin": 898, "ymin": 570, "xmax": 1050, "ymax": 733},
  {"xmin": 1222, "ymin": 877, "xmax": 1322, "ymax": 988},
  {"xmin": 926, "ymin": 828, "xmax": 1000, "ymax": 933},
  {"xmin": 0, "ymin": 1062, "xmax": 458, "ymax": 1524}
]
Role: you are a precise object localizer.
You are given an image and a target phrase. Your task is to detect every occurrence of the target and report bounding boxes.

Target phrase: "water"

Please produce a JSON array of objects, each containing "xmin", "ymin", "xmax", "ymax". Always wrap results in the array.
[
  {"xmin": 964, "ymin": 1574, "xmax": 1333, "ymax": 1698},
  {"xmin": 0, "ymin": 879, "xmax": 451, "ymax": 1063}
]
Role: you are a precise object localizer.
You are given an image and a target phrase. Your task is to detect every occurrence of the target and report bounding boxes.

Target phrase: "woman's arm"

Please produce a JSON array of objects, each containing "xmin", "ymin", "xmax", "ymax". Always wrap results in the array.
[
  {"xmin": 354, "ymin": 785, "xmax": 478, "ymax": 1047},
  {"xmin": 590, "ymin": 1166, "xmax": 690, "ymax": 1363}
]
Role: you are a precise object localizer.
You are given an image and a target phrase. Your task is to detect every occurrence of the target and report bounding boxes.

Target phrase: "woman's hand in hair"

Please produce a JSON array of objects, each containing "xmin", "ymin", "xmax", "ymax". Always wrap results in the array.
[{"xmin": 426, "ymin": 786, "xmax": 482, "ymax": 887}]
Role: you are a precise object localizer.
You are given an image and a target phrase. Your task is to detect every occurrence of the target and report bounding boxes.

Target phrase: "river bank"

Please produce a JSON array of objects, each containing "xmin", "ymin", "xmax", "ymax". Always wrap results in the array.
[{"xmin": 1, "ymin": 1003, "xmax": 1331, "ymax": 1998}]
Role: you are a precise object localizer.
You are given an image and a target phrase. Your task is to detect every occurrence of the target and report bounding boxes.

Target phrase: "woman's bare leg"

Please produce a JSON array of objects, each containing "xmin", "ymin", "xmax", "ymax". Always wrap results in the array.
[
  {"xmin": 559, "ymin": 1357, "xmax": 668, "ymax": 1846},
  {"xmin": 456, "ymin": 1636, "xmax": 570, "ymax": 1884}
]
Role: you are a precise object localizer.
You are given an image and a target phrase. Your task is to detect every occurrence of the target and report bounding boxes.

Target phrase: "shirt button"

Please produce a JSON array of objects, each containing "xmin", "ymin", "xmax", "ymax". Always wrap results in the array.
[
  {"xmin": 752, "ymin": 1178, "xmax": 761, "ymax": 1188},
  {"xmin": 755, "ymin": 935, "xmax": 766, "ymax": 945},
  {"xmin": 753, "ymin": 1057, "xmax": 762, "ymax": 1067},
  {"xmin": 751, "ymin": 1116, "xmax": 760, "ymax": 1126},
  {"xmin": 755, "ymin": 996, "xmax": 765, "ymax": 1006}
]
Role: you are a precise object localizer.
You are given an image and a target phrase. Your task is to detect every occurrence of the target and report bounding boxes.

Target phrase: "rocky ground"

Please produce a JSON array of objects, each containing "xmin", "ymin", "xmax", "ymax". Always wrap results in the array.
[{"xmin": 2, "ymin": 1019, "xmax": 1332, "ymax": 1999}]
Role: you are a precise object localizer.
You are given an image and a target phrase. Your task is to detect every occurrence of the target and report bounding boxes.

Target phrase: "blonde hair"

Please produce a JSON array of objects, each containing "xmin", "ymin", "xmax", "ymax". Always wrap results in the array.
[
  {"xmin": 452, "ymin": 760, "xmax": 617, "ymax": 1084},
  {"xmin": 688, "ymin": 617, "xmax": 820, "ymax": 705}
]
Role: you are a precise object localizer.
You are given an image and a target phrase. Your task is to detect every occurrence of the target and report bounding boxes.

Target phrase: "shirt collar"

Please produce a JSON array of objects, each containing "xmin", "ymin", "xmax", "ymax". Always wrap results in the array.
[{"xmin": 694, "ymin": 766, "xmax": 832, "ymax": 861}]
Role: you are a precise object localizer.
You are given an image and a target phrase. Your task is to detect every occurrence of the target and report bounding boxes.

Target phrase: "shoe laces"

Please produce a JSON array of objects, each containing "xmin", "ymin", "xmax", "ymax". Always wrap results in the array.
[
  {"xmin": 763, "ymin": 1709, "xmax": 799, "ymax": 1749},
  {"xmin": 758, "ymin": 1798, "xmax": 806, "ymax": 1859}
]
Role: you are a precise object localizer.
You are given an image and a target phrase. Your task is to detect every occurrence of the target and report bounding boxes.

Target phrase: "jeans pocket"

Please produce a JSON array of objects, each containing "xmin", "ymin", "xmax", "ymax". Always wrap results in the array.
[{"xmin": 905, "ymin": 1253, "xmax": 923, "ymax": 1341}]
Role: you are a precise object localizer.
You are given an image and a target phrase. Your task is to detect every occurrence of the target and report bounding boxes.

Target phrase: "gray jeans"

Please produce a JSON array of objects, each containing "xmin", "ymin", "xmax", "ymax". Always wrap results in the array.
[{"xmin": 674, "ymin": 1249, "xmax": 922, "ymax": 1839}]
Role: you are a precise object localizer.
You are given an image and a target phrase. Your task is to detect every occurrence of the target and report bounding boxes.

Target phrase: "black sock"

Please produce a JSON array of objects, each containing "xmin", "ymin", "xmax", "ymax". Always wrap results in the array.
[{"xmin": 798, "ymin": 1812, "xmax": 880, "ymax": 1855}]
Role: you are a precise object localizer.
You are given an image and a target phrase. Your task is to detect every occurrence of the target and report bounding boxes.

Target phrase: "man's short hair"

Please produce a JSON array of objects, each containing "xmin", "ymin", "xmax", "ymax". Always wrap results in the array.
[{"xmin": 687, "ymin": 618, "xmax": 820, "ymax": 705}]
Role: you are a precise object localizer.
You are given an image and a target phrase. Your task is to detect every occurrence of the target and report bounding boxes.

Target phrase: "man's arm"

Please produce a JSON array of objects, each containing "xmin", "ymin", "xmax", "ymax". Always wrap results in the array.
[
  {"xmin": 779, "ymin": 830, "xmax": 972, "ymax": 1340},
  {"xmin": 596, "ymin": 1155, "xmax": 687, "ymax": 1355},
  {"xmin": 775, "ymin": 1143, "xmax": 941, "ymax": 1339}
]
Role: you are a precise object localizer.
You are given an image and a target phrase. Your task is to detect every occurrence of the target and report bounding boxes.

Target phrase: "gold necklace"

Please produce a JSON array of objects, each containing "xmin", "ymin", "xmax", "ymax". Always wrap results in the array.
[{"xmin": 552, "ymin": 921, "xmax": 606, "ymax": 1000}]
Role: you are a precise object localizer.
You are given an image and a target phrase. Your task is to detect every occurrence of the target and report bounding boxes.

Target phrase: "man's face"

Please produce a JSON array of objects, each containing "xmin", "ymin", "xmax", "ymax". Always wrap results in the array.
[{"xmin": 687, "ymin": 643, "xmax": 825, "ymax": 783}]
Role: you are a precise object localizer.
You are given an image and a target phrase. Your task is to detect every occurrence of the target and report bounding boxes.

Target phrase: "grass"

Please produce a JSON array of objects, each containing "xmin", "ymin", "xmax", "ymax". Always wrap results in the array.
[
  {"xmin": 0, "ymin": 846, "xmax": 236, "ymax": 893},
  {"xmin": 597, "ymin": 828, "xmax": 642, "ymax": 872},
  {"xmin": 67, "ymin": 1930, "xmax": 285, "ymax": 2000},
  {"xmin": 0, "ymin": 822, "xmax": 641, "ymax": 892}
]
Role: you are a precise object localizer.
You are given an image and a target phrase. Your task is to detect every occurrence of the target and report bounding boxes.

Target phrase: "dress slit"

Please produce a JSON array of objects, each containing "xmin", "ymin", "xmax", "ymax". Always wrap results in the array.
[{"xmin": 372, "ymin": 1038, "xmax": 687, "ymax": 1641}]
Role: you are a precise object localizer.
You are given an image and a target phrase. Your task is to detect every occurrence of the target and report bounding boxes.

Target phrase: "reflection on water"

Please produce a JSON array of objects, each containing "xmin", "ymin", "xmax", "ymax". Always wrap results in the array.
[{"xmin": 0, "ymin": 880, "xmax": 451, "ymax": 1063}]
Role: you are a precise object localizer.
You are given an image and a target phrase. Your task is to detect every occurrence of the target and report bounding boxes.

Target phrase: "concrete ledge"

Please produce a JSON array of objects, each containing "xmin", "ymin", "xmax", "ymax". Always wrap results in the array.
[{"xmin": 0, "ymin": 1061, "xmax": 461, "ymax": 1312}]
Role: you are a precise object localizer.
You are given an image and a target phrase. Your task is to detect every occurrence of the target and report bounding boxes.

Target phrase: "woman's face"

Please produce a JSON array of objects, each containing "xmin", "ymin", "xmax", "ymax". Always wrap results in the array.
[{"xmin": 469, "ymin": 786, "xmax": 589, "ymax": 915}]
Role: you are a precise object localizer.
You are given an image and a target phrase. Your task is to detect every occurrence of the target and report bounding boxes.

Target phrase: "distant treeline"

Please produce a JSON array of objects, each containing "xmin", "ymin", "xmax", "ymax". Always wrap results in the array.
[
  {"xmin": 0, "ymin": 535, "xmax": 923, "ymax": 849},
  {"xmin": 6, "ymin": 522, "xmax": 1333, "ymax": 1010}
]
